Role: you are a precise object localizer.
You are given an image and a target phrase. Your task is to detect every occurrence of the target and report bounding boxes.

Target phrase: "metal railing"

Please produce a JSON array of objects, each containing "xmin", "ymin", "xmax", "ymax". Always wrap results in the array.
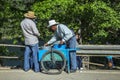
[
  {"xmin": 0, "ymin": 44, "xmax": 120, "ymax": 57},
  {"xmin": 77, "ymin": 45, "xmax": 120, "ymax": 56},
  {"xmin": 76, "ymin": 45, "xmax": 120, "ymax": 69},
  {"xmin": 0, "ymin": 44, "xmax": 120, "ymax": 69}
]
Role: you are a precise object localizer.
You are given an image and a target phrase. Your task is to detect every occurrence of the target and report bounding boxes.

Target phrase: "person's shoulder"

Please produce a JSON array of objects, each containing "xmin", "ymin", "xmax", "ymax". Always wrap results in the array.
[
  {"xmin": 59, "ymin": 24, "xmax": 66, "ymax": 26},
  {"xmin": 21, "ymin": 18, "xmax": 32, "ymax": 25},
  {"xmin": 23, "ymin": 18, "xmax": 34, "ymax": 24},
  {"xmin": 58, "ymin": 24, "xmax": 67, "ymax": 28}
]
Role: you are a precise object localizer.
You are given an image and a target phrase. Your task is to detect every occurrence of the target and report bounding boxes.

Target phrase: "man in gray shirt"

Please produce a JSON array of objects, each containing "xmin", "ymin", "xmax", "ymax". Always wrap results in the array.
[
  {"xmin": 21, "ymin": 11, "xmax": 40, "ymax": 72},
  {"xmin": 44, "ymin": 20, "xmax": 77, "ymax": 73}
]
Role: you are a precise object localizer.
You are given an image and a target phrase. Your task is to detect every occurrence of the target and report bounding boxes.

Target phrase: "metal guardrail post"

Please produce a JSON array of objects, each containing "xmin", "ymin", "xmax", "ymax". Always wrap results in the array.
[
  {"xmin": 77, "ymin": 45, "xmax": 120, "ymax": 70},
  {"xmin": 82, "ymin": 56, "xmax": 90, "ymax": 70}
]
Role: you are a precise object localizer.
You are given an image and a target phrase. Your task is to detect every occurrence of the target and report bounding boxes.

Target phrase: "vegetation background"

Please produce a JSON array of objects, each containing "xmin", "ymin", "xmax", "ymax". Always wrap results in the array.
[
  {"xmin": 0, "ymin": 0, "xmax": 120, "ymax": 44},
  {"xmin": 0, "ymin": 0, "xmax": 120, "ymax": 58}
]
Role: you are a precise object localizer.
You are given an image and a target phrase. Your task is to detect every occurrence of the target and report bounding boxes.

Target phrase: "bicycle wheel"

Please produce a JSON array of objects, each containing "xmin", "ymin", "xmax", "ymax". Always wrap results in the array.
[{"xmin": 41, "ymin": 50, "xmax": 66, "ymax": 74}]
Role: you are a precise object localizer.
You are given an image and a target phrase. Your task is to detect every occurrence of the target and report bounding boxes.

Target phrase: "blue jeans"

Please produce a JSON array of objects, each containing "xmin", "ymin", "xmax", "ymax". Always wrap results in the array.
[
  {"xmin": 24, "ymin": 43, "xmax": 40, "ymax": 72},
  {"xmin": 77, "ymin": 56, "xmax": 82, "ymax": 70},
  {"xmin": 67, "ymin": 36, "xmax": 77, "ymax": 70}
]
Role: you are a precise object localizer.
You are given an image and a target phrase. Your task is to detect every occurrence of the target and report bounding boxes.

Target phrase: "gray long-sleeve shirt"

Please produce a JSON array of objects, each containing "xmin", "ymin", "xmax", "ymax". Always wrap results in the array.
[
  {"xmin": 21, "ymin": 18, "xmax": 40, "ymax": 45},
  {"xmin": 47, "ymin": 24, "xmax": 74, "ymax": 44}
]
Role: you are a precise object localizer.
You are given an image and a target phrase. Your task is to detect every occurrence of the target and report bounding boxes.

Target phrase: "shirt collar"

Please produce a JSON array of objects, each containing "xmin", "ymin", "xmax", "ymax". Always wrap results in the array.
[{"xmin": 56, "ymin": 25, "xmax": 58, "ymax": 32}]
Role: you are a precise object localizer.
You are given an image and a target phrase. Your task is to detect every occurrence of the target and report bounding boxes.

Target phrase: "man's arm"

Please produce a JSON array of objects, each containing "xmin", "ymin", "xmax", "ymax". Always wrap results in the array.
[
  {"xmin": 31, "ymin": 22, "xmax": 40, "ymax": 37},
  {"xmin": 47, "ymin": 34, "xmax": 57, "ymax": 45}
]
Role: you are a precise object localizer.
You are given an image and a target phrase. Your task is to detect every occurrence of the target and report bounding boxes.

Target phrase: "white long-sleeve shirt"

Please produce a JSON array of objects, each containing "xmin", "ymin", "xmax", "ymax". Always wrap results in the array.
[
  {"xmin": 21, "ymin": 18, "xmax": 40, "ymax": 45},
  {"xmin": 47, "ymin": 24, "xmax": 74, "ymax": 44}
]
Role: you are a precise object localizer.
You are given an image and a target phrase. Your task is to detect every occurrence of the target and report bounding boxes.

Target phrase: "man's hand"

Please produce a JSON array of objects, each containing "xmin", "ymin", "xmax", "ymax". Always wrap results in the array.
[
  {"xmin": 60, "ymin": 40, "xmax": 64, "ymax": 44},
  {"xmin": 44, "ymin": 43, "xmax": 48, "ymax": 46}
]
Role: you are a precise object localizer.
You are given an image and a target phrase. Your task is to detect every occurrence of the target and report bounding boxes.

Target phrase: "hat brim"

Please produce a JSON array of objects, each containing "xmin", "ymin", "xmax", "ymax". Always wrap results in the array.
[
  {"xmin": 24, "ymin": 13, "xmax": 36, "ymax": 18},
  {"xmin": 47, "ymin": 22, "xmax": 59, "ymax": 28}
]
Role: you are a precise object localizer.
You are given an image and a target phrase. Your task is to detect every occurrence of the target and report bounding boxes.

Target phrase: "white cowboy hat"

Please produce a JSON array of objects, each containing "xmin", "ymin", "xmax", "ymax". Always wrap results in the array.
[
  {"xmin": 47, "ymin": 20, "xmax": 59, "ymax": 28},
  {"xmin": 24, "ymin": 11, "xmax": 36, "ymax": 19}
]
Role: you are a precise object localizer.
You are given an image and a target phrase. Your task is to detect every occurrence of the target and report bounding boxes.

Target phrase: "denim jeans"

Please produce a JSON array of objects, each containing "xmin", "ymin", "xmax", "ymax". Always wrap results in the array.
[
  {"xmin": 67, "ymin": 36, "xmax": 77, "ymax": 70},
  {"xmin": 77, "ymin": 56, "xmax": 82, "ymax": 70},
  {"xmin": 24, "ymin": 43, "xmax": 40, "ymax": 72}
]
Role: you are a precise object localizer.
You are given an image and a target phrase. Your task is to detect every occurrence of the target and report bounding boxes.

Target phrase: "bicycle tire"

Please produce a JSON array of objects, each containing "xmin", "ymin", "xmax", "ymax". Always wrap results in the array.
[{"xmin": 41, "ymin": 50, "xmax": 66, "ymax": 74}]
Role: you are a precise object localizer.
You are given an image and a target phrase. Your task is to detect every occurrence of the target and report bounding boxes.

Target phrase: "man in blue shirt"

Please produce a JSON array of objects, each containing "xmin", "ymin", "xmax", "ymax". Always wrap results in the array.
[{"xmin": 44, "ymin": 20, "xmax": 77, "ymax": 72}]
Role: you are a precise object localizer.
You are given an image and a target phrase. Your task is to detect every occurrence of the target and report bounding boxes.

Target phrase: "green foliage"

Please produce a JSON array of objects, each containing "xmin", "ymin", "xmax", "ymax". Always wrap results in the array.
[
  {"xmin": 0, "ymin": 0, "xmax": 120, "ymax": 65},
  {"xmin": 0, "ymin": 0, "xmax": 29, "ymax": 56},
  {"xmin": 32, "ymin": 0, "xmax": 120, "ymax": 44},
  {"xmin": 0, "ymin": 46, "xmax": 16, "ymax": 56},
  {"xmin": 0, "ymin": 0, "xmax": 120, "ymax": 45},
  {"xmin": 32, "ymin": 0, "xmax": 78, "ymax": 41},
  {"xmin": 0, "ymin": 0, "xmax": 23, "ymax": 40},
  {"xmin": 78, "ymin": 1, "xmax": 120, "ymax": 44},
  {"xmin": 0, "ymin": 46, "xmax": 9, "ymax": 56}
]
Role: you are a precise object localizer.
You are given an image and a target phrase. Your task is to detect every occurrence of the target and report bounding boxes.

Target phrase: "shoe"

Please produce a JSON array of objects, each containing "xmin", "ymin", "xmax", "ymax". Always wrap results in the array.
[
  {"xmin": 70, "ymin": 69, "xmax": 77, "ymax": 73},
  {"xmin": 34, "ymin": 70, "xmax": 40, "ymax": 73},
  {"xmin": 24, "ymin": 69, "xmax": 30, "ymax": 72},
  {"xmin": 34, "ymin": 71, "xmax": 39, "ymax": 73}
]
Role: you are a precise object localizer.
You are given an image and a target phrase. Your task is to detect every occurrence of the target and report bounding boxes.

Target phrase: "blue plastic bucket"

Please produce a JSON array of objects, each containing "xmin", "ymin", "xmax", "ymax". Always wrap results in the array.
[{"xmin": 53, "ymin": 44, "xmax": 66, "ymax": 49}]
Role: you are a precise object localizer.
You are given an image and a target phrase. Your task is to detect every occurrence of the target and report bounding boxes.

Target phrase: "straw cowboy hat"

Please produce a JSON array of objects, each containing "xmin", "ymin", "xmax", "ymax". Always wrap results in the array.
[
  {"xmin": 24, "ymin": 11, "xmax": 36, "ymax": 18},
  {"xmin": 47, "ymin": 20, "xmax": 59, "ymax": 28}
]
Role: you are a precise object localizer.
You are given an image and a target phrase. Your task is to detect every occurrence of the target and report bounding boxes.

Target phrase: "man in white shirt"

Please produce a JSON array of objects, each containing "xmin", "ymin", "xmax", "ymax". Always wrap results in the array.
[
  {"xmin": 21, "ymin": 11, "xmax": 40, "ymax": 72},
  {"xmin": 44, "ymin": 20, "xmax": 77, "ymax": 72}
]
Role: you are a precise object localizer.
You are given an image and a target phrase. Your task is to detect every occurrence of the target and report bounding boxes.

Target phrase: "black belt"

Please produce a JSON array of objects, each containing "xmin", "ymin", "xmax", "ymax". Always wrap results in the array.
[{"xmin": 68, "ymin": 35, "xmax": 75, "ymax": 41}]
